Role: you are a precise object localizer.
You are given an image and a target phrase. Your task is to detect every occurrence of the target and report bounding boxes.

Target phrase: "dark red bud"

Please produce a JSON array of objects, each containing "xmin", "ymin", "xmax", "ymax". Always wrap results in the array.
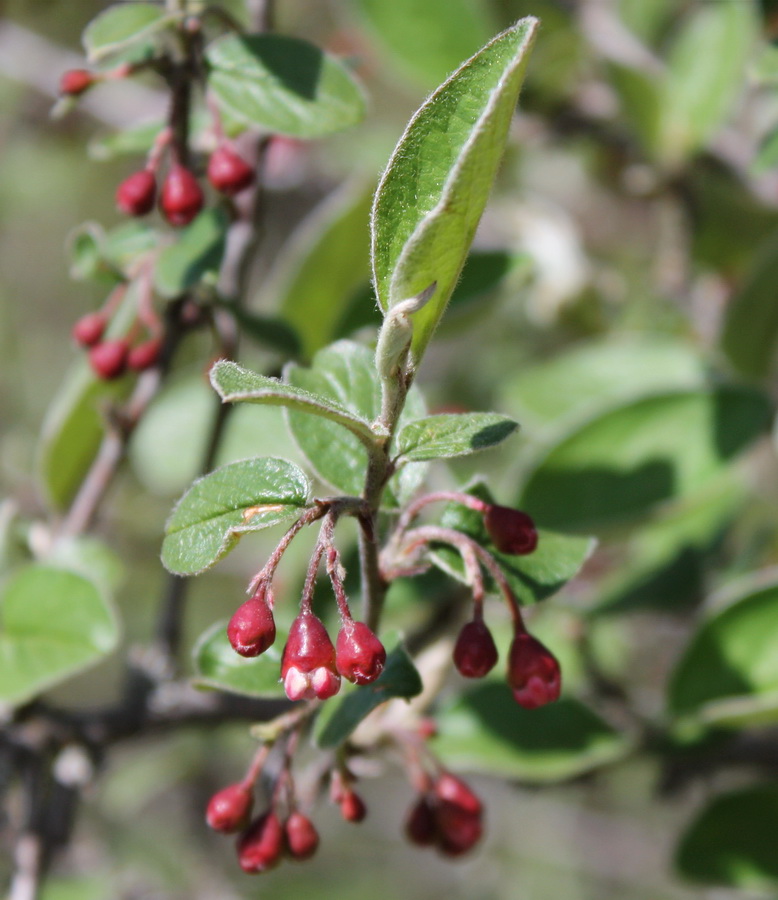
[
  {"xmin": 434, "ymin": 773, "xmax": 482, "ymax": 816},
  {"xmin": 160, "ymin": 164, "xmax": 204, "ymax": 227},
  {"xmin": 228, "ymin": 589, "xmax": 276, "ymax": 658},
  {"xmin": 484, "ymin": 505, "xmax": 538, "ymax": 555},
  {"xmin": 206, "ymin": 783, "xmax": 253, "ymax": 833},
  {"xmin": 207, "ymin": 145, "xmax": 255, "ymax": 195},
  {"xmin": 405, "ymin": 796, "xmax": 437, "ymax": 847},
  {"xmin": 281, "ymin": 612, "xmax": 340, "ymax": 701},
  {"xmin": 340, "ymin": 788, "xmax": 367, "ymax": 823},
  {"xmin": 116, "ymin": 170, "xmax": 157, "ymax": 217},
  {"xmin": 236, "ymin": 811, "xmax": 285, "ymax": 874},
  {"xmin": 127, "ymin": 337, "xmax": 162, "ymax": 371},
  {"xmin": 435, "ymin": 803, "xmax": 483, "ymax": 857},
  {"xmin": 72, "ymin": 312, "xmax": 106, "ymax": 347},
  {"xmin": 285, "ymin": 811, "xmax": 320, "ymax": 860},
  {"xmin": 507, "ymin": 631, "xmax": 561, "ymax": 709},
  {"xmin": 88, "ymin": 339, "xmax": 129, "ymax": 380},
  {"xmin": 59, "ymin": 68, "xmax": 94, "ymax": 96},
  {"xmin": 453, "ymin": 619, "xmax": 498, "ymax": 678},
  {"xmin": 335, "ymin": 621, "xmax": 386, "ymax": 685}
]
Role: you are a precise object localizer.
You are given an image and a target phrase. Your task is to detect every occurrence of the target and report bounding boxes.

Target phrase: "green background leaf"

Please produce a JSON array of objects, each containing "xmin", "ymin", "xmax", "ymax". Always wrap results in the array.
[
  {"xmin": 154, "ymin": 208, "xmax": 229, "ymax": 299},
  {"xmin": 0, "ymin": 564, "xmax": 118, "ymax": 708},
  {"xmin": 83, "ymin": 3, "xmax": 169, "ymax": 63},
  {"xmin": 371, "ymin": 17, "xmax": 538, "ymax": 364},
  {"xmin": 161, "ymin": 457, "xmax": 311, "ymax": 576},
  {"xmin": 206, "ymin": 34, "xmax": 366, "ymax": 139},
  {"xmin": 192, "ymin": 621, "xmax": 287, "ymax": 698}
]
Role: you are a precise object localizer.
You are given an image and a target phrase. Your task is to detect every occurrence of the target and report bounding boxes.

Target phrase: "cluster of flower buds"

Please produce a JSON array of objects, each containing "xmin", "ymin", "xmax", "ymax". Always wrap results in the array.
[
  {"xmin": 236, "ymin": 807, "xmax": 322, "ymax": 873},
  {"xmin": 71, "ymin": 284, "xmax": 163, "ymax": 381},
  {"xmin": 405, "ymin": 773, "xmax": 483, "ymax": 857}
]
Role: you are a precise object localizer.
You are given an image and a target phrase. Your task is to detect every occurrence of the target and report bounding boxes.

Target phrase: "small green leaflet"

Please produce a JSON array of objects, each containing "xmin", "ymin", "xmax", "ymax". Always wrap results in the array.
[
  {"xmin": 206, "ymin": 34, "xmax": 366, "ymax": 139},
  {"xmin": 161, "ymin": 457, "xmax": 311, "ymax": 576},
  {"xmin": 394, "ymin": 413, "xmax": 518, "ymax": 464},
  {"xmin": 371, "ymin": 18, "xmax": 538, "ymax": 365},
  {"xmin": 0, "ymin": 565, "xmax": 119, "ymax": 708},
  {"xmin": 154, "ymin": 208, "xmax": 229, "ymax": 299}
]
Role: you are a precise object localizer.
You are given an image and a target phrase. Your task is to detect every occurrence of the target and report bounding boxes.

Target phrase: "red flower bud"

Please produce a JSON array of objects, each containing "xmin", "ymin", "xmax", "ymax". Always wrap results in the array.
[
  {"xmin": 206, "ymin": 783, "xmax": 253, "ymax": 833},
  {"xmin": 116, "ymin": 170, "xmax": 157, "ymax": 217},
  {"xmin": 435, "ymin": 803, "xmax": 483, "ymax": 857},
  {"xmin": 335, "ymin": 620, "xmax": 386, "ymax": 685},
  {"xmin": 59, "ymin": 68, "xmax": 94, "ymax": 96},
  {"xmin": 285, "ymin": 811, "xmax": 320, "ymax": 860},
  {"xmin": 72, "ymin": 312, "xmax": 106, "ymax": 347},
  {"xmin": 88, "ymin": 339, "xmax": 129, "ymax": 380},
  {"xmin": 339, "ymin": 788, "xmax": 367, "ymax": 823},
  {"xmin": 227, "ymin": 588, "xmax": 276, "ymax": 658},
  {"xmin": 237, "ymin": 811, "xmax": 285, "ymax": 874},
  {"xmin": 507, "ymin": 631, "xmax": 561, "ymax": 709},
  {"xmin": 433, "ymin": 773, "xmax": 482, "ymax": 816},
  {"xmin": 280, "ymin": 612, "xmax": 340, "ymax": 701},
  {"xmin": 160, "ymin": 164, "xmax": 204, "ymax": 227},
  {"xmin": 207, "ymin": 145, "xmax": 255, "ymax": 195},
  {"xmin": 453, "ymin": 619, "xmax": 498, "ymax": 678},
  {"xmin": 127, "ymin": 337, "xmax": 162, "ymax": 371},
  {"xmin": 484, "ymin": 505, "xmax": 538, "ymax": 555},
  {"xmin": 405, "ymin": 796, "xmax": 437, "ymax": 846}
]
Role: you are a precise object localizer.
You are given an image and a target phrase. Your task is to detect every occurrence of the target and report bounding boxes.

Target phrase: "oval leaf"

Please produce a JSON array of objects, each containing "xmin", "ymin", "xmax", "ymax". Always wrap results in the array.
[
  {"xmin": 206, "ymin": 34, "xmax": 366, "ymax": 138},
  {"xmin": 161, "ymin": 457, "xmax": 311, "ymax": 575},
  {"xmin": 0, "ymin": 565, "xmax": 118, "ymax": 708},
  {"xmin": 395, "ymin": 412, "xmax": 518, "ymax": 464},
  {"xmin": 669, "ymin": 576, "xmax": 778, "ymax": 727},
  {"xmin": 521, "ymin": 386, "xmax": 771, "ymax": 533},
  {"xmin": 83, "ymin": 3, "xmax": 170, "ymax": 63},
  {"xmin": 154, "ymin": 208, "xmax": 229, "ymax": 299},
  {"xmin": 192, "ymin": 621, "xmax": 287, "ymax": 698},
  {"xmin": 434, "ymin": 685, "xmax": 632, "ymax": 783},
  {"xmin": 371, "ymin": 17, "xmax": 538, "ymax": 364},
  {"xmin": 675, "ymin": 784, "xmax": 778, "ymax": 890}
]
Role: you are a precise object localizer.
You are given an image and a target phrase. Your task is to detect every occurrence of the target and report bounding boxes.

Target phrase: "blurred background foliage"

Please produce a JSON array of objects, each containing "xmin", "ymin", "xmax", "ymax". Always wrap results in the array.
[{"xmin": 5, "ymin": 0, "xmax": 778, "ymax": 898}]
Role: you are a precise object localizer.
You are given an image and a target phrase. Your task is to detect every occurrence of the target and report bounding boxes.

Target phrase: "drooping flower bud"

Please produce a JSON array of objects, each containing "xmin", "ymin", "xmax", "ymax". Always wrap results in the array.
[
  {"xmin": 507, "ymin": 631, "xmax": 561, "ymax": 709},
  {"xmin": 483, "ymin": 504, "xmax": 538, "ymax": 555},
  {"xmin": 432, "ymin": 773, "xmax": 483, "ymax": 857},
  {"xmin": 127, "ymin": 337, "xmax": 162, "ymax": 371},
  {"xmin": 228, "ymin": 587, "xmax": 276, "ymax": 657},
  {"xmin": 335, "ymin": 620, "xmax": 386, "ymax": 685},
  {"xmin": 72, "ymin": 312, "xmax": 106, "ymax": 347},
  {"xmin": 160, "ymin": 164, "xmax": 204, "ymax": 227},
  {"xmin": 206, "ymin": 782, "xmax": 253, "ymax": 833},
  {"xmin": 236, "ymin": 811, "xmax": 285, "ymax": 874},
  {"xmin": 405, "ymin": 796, "xmax": 437, "ymax": 847},
  {"xmin": 207, "ymin": 144, "xmax": 255, "ymax": 195},
  {"xmin": 285, "ymin": 811, "xmax": 320, "ymax": 860},
  {"xmin": 116, "ymin": 170, "xmax": 157, "ymax": 217},
  {"xmin": 88, "ymin": 339, "xmax": 129, "ymax": 380},
  {"xmin": 59, "ymin": 68, "xmax": 94, "ymax": 96},
  {"xmin": 280, "ymin": 612, "xmax": 340, "ymax": 701},
  {"xmin": 453, "ymin": 619, "xmax": 498, "ymax": 678},
  {"xmin": 339, "ymin": 787, "xmax": 367, "ymax": 823}
]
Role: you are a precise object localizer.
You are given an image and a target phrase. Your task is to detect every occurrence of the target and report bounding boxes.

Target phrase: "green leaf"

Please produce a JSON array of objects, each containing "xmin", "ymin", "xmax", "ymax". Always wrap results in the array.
[
  {"xmin": 675, "ymin": 784, "xmax": 778, "ymax": 889},
  {"xmin": 272, "ymin": 181, "xmax": 374, "ymax": 361},
  {"xmin": 83, "ymin": 3, "xmax": 170, "ymax": 63},
  {"xmin": 720, "ymin": 231, "xmax": 778, "ymax": 379},
  {"xmin": 371, "ymin": 18, "xmax": 538, "ymax": 364},
  {"xmin": 657, "ymin": 1, "xmax": 755, "ymax": 167},
  {"xmin": 431, "ymin": 481, "xmax": 595, "ymax": 606},
  {"xmin": 47, "ymin": 536, "xmax": 125, "ymax": 597},
  {"xmin": 102, "ymin": 220, "xmax": 159, "ymax": 273},
  {"xmin": 67, "ymin": 223, "xmax": 105, "ymax": 282},
  {"xmin": 668, "ymin": 575, "xmax": 778, "ymax": 728},
  {"xmin": 315, "ymin": 644, "xmax": 423, "ymax": 748},
  {"xmin": 211, "ymin": 360, "xmax": 379, "ymax": 448},
  {"xmin": 752, "ymin": 126, "xmax": 778, "ymax": 175},
  {"xmin": 434, "ymin": 685, "xmax": 632, "ymax": 782},
  {"xmin": 351, "ymin": 0, "xmax": 495, "ymax": 90},
  {"xmin": 161, "ymin": 457, "xmax": 311, "ymax": 576},
  {"xmin": 592, "ymin": 476, "xmax": 746, "ymax": 616},
  {"xmin": 284, "ymin": 341, "xmax": 426, "ymax": 504},
  {"xmin": 206, "ymin": 34, "xmax": 366, "ymax": 139},
  {"xmin": 395, "ymin": 413, "xmax": 518, "ymax": 464},
  {"xmin": 192, "ymin": 621, "xmax": 287, "ymax": 698},
  {"xmin": 500, "ymin": 336, "xmax": 706, "ymax": 435},
  {"xmin": 521, "ymin": 386, "xmax": 771, "ymax": 533},
  {"xmin": 154, "ymin": 208, "xmax": 229, "ymax": 299},
  {"xmin": 0, "ymin": 565, "xmax": 119, "ymax": 708}
]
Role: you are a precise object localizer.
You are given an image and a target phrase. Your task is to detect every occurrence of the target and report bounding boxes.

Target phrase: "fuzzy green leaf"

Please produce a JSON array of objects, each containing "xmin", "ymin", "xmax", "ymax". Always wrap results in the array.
[
  {"xmin": 83, "ymin": 3, "xmax": 170, "ymax": 63},
  {"xmin": 154, "ymin": 208, "xmax": 229, "ymax": 299},
  {"xmin": 434, "ymin": 686, "xmax": 632, "ymax": 782},
  {"xmin": 192, "ymin": 621, "xmax": 287, "ymax": 698},
  {"xmin": 675, "ymin": 785, "xmax": 778, "ymax": 890},
  {"xmin": 371, "ymin": 18, "xmax": 538, "ymax": 364},
  {"xmin": 315, "ymin": 644, "xmax": 423, "ymax": 748},
  {"xmin": 0, "ymin": 565, "xmax": 118, "ymax": 708},
  {"xmin": 211, "ymin": 359, "xmax": 379, "ymax": 447},
  {"xmin": 395, "ymin": 413, "xmax": 518, "ymax": 464},
  {"xmin": 161, "ymin": 457, "xmax": 311, "ymax": 576},
  {"xmin": 206, "ymin": 34, "xmax": 366, "ymax": 138},
  {"xmin": 521, "ymin": 387, "xmax": 771, "ymax": 533}
]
